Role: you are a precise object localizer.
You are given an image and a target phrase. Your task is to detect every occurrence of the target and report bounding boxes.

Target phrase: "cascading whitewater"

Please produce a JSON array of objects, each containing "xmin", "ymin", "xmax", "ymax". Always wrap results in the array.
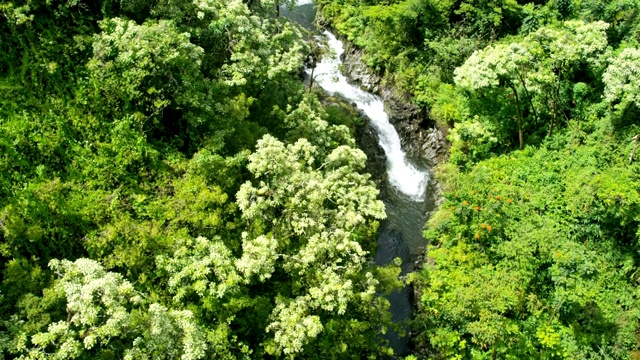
[
  {"xmin": 306, "ymin": 31, "xmax": 429, "ymax": 201},
  {"xmin": 286, "ymin": 3, "xmax": 432, "ymax": 353}
]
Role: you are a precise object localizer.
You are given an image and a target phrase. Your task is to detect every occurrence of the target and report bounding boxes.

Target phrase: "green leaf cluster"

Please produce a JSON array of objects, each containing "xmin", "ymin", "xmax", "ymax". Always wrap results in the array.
[
  {"xmin": 414, "ymin": 119, "xmax": 640, "ymax": 358},
  {"xmin": 316, "ymin": 0, "xmax": 640, "ymax": 358},
  {"xmin": 0, "ymin": 0, "xmax": 401, "ymax": 358}
]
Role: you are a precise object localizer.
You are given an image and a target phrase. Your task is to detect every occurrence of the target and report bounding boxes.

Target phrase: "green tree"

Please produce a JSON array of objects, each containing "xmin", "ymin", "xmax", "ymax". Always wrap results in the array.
[
  {"xmin": 603, "ymin": 47, "xmax": 640, "ymax": 111},
  {"xmin": 236, "ymin": 135, "xmax": 394, "ymax": 357},
  {"xmin": 413, "ymin": 136, "xmax": 640, "ymax": 358},
  {"xmin": 87, "ymin": 18, "xmax": 204, "ymax": 123},
  {"xmin": 454, "ymin": 21, "xmax": 609, "ymax": 148},
  {"xmin": 24, "ymin": 259, "xmax": 207, "ymax": 359}
]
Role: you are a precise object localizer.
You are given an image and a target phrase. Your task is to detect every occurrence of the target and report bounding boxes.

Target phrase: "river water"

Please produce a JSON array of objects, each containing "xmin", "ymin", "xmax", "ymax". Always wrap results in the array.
[{"xmin": 285, "ymin": 1, "xmax": 431, "ymax": 356}]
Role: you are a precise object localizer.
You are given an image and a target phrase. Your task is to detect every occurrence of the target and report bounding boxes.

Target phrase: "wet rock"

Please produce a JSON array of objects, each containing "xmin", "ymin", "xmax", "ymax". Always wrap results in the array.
[
  {"xmin": 421, "ymin": 127, "xmax": 447, "ymax": 165},
  {"xmin": 329, "ymin": 30, "xmax": 450, "ymax": 212},
  {"xmin": 339, "ymin": 41, "xmax": 450, "ymax": 167},
  {"xmin": 341, "ymin": 47, "xmax": 382, "ymax": 93}
]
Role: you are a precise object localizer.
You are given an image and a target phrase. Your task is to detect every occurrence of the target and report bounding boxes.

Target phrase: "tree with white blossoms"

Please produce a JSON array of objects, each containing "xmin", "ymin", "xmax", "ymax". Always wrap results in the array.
[
  {"xmin": 454, "ymin": 41, "xmax": 533, "ymax": 149},
  {"xmin": 455, "ymin": 20, "xmax": 609, "ymax": 148},
  {"xmin": 236, "ymin": 135, "xmax": 394, "ymax": 357},
  {"xmin": 215, "ymin": 0, "xmax": 307, "ymax": 89},
  {"xmin": 155, "ymin": 236, "xmax": 251, "ymax": 359},
  {"xmin": 525, "ymin": 20, "xmax": 609, "ymax": 135},
  {"xmin": 603, "ymin": 48, "xmax": 640, "ymax": 111},
  {"xmin": 87, "ymin": 18, "xmax": 205, "ymax": 120},
  {"xmin": 23, "ymin": 259, "xmax": 207, "ymax": 360},
  {"xmin": 282, "ymin": 95, "xmax": 354, "ymax": 152}
]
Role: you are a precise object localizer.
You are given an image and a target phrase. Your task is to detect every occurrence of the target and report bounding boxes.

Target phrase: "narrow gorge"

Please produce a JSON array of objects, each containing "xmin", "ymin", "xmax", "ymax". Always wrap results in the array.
[{"xmin": 286, "ymin": 0, "xmax": 445, "ymax": 355}]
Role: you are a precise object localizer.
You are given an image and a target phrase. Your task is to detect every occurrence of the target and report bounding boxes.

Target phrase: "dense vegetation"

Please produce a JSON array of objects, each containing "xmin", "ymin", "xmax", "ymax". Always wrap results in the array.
[
  {"xmin": 3, "ymin": 0, "xmax": 640, "ymax": 358},
  {"xmin": 0, "ymin": 0, "xmax": 404, "ymax": 358},
  {"xmin": 317, "ymin": 0, "xmax": 640, "ymax": 358}
]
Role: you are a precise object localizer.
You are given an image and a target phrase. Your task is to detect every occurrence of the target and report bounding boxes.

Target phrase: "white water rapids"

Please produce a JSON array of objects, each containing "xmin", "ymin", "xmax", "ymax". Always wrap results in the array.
[{"xmin": 307, "ymin": 31, "xmax": 429, "ymax": 201}]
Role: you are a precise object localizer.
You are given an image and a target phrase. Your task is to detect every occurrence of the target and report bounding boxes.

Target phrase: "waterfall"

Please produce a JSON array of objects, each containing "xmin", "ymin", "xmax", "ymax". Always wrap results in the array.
[
  {"xmin": 285, "ymin": 3, "xmax": 433, "ymax": 352},
  {"xmin": 306, "ymin": 31, "xmax": 429, "ymax": 201}
]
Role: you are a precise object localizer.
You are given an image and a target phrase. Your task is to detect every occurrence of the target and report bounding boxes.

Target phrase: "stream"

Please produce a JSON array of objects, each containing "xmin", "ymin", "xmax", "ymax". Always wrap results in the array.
[{"xmin": 285, "ymin": 1, "xmax": 432, "ymax": 356}]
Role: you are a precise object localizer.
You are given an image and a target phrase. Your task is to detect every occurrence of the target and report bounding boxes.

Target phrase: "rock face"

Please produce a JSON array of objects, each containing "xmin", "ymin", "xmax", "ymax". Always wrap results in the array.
[{"xmin": 340, "ymin": 44, "xmax": 450, "ymax": 167}]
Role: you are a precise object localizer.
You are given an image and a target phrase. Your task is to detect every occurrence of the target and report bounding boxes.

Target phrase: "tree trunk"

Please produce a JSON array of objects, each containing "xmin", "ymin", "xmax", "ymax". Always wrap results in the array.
[
  {"xmin": 510, "ymin": 83, "xmax": 524, "ymax": 150},
  {"xmin": 548, "ymin": 93, "xmax": 555, "ymax": 137},
  {"xmin": 518, "ymin": 73, "xmax": 539, "ymax": 124},
  {"xmin": 548, "ymin": 111, "xmax": 554, "ymax": 137},
  {"xmin": 519, "ymin": 114, "xmax": 523, "ymax": 150},
  {"xmin": 630, "ymin": 134, "xmax": 640, "ymax": 163},
  {"xmin": 548, "ymin": 296, "xmax": 565, "ymax": 325},
  {"xmin": 549, "ymin": 69, "xmax": 562, "ymax": 138}
]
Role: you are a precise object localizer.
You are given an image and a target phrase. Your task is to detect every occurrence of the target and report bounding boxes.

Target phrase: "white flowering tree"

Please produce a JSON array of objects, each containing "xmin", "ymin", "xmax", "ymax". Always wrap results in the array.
[
  {"xmin": 603, "ymin": 48, "xmax": 640, "ymax": 111},
  {"xmin": 455, "ymin": 41, "xmax": 533, "ymax": 149},
  {"xmin": 526, "ymin": 20, "xmax": 609, "ymax": 135},
  {"xmin": 87, "ymin": 18, "xmax": 204, "ymax": 120},
  {"xmin": 455, "ymin": 20, "xmax": 609, "ymax": 148},
  {"xmin": 282, "ymin": 95, "xmax": 354, "ymax": 152},
  {"xmin": 219, "ymin": 2, "xmax": 307, "ymax": 88},
  {"xmin": 23, "ymin": 259, "xmax": 207, "ymax": 359},
  {"xmin": 236, "ymin": 135, "xmax": 392, "ymax": 357}
]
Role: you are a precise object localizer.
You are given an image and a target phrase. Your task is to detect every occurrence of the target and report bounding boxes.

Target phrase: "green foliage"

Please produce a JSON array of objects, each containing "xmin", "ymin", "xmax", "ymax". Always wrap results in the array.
[
  {"xmin": 421, "ymin": 82, "xmax": 469, "ymax": 125},
  {"xmin": 448, "ymin": 117, "xmax": 499, "ymax": 168},
  {"xmin": 413, "ymin": 120, "xmax": 640, "ymax": 358},
  {"xmin": 7, "ymin": 0, "xmax": 640, "ymax": 357},
  {"xmin": 87, "ymin": 18, "xmax": 204, "ymax": 119},
  {"xmin": 0, "ymin": 0, "xmax": 399, "ymax": 358},
  {"xmin": 316, "ymin": 0, "xmax": 640, "ymax": 358}
]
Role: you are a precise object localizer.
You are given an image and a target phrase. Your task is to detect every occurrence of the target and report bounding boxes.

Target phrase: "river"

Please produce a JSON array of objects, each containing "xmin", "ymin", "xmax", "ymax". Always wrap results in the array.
[{"xmin": 285, "ymin": 1, "xmax": 432, "ymax": 356}]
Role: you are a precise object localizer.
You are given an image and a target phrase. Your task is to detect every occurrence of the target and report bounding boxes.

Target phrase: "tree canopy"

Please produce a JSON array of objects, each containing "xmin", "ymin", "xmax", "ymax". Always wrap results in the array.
[
  {"xmin": 0, "ymin": 0, "xmax": 400, "ymax": 358},
  {"xmin": 3, "ymin": 0, "xmax": 640, "ymax": 358},
  {"xmin": 318, "ymin": 0, "xmax": 640, "ymax": 358}
]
